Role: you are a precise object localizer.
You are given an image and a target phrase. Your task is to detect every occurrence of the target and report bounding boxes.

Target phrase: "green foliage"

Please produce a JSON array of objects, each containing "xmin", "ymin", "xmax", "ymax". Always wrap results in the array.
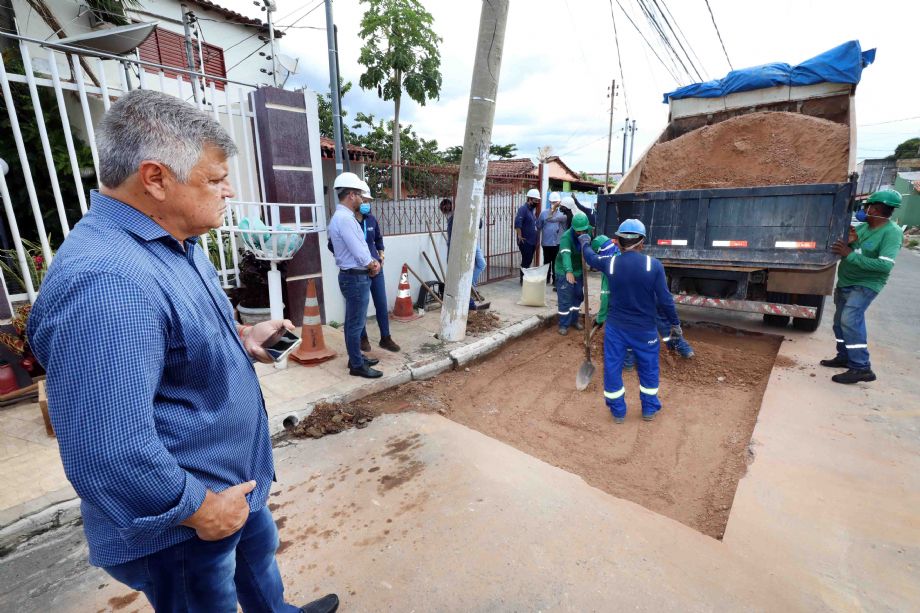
[
  {"xmin": 0, "ymin": 50, "xmax": 94, "ymax": 248},
  {"xmin": 0, "ymin": 236, "xmax": 52, "ymax": 294},
  {"xmin": 357, "ymin": 0, "xmax": 442, "ymax": 107},
  {"xmin": 441, "ymin": 145, "xmax": 463, "ymax": 163},
  {"xmin": 84, "ymin": 0, "xmax": 144, "ymax": 26},
  {"xmin": 317, "ymin": 80, "xmax": 355, "ymax": 140},
  {"xmin": 489, "ymin": 143, "xmax": 517, "ymax": 159},
  {"xmin": 892, "ymin": 137, "xmax": 920, "ymax": 160}
]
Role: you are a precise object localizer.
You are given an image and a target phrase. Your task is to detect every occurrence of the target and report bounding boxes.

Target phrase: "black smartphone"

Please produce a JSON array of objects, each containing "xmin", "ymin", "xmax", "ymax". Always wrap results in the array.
[{"xmin": 264, "ymin": 330, "xmax": 302, "ymax": 362}]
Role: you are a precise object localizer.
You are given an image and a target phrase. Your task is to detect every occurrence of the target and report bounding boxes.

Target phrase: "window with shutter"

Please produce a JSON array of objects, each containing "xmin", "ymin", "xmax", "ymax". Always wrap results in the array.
[{"xmin": 137, "ymin": 27, "xmax": 228, "ymax": 91}]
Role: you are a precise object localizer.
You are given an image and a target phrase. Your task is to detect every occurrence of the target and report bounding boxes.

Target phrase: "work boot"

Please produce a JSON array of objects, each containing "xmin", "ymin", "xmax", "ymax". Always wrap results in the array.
[
  {"xmin": 831, "ymin": 368, "xmax": 876, "ymax": 384},
  {"xmin": 360, "ymin": 336, "xmax": 371, "ymax": 352},
  {"xmin": 299, "ymin": 593, "xmax": 339, "ymax": 613},
  {"xmin": 820, "ymin": 356, "xmax": 848, "ymax": 368},
  {"xmin": 642, "ymin": 413, "xmax": 656, "ymax": 422},
  {"xmin": 679, "ymin": 347, "xmax": 695, "ymax": 359},
  {"xmin": 574, "ymin": 319, "xmax": 584, "ymax": 331},
  {"xmin": 613, "ymin": 416, "xmax": 625, "ymax": 424},
  {"xmin": 349, "ymin": 364, "xmax": 382, "ymax": 379},
  {"xmin": 558, "ymin": 327, "xmax": 569, "ymax": 336},
  {"xmin": 379, "ymin": 336, "xmax": 400, "ymax": 352}
]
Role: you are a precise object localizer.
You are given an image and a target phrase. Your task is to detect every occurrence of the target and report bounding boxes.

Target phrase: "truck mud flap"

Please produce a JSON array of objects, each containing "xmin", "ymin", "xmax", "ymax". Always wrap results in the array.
[{"xmin": 674, "ymin": 294, "xmax": 817, "ymax": 319}]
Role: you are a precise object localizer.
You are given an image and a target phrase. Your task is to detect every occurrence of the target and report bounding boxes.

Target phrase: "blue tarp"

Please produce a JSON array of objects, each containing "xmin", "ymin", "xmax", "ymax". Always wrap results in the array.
[{"xmin": 662, "ymin": 41, "xmax": 876, "ymax": 103}]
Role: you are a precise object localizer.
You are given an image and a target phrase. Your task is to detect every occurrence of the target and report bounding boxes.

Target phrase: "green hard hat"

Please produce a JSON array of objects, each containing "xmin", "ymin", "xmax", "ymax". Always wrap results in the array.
[
  {"xmin": 866, "ymin": 189, "xmax": 902, "ymax": 208},
  {"xmin": 572, "ymin": 212, "xmax": 591, "ymax": 232},
  {"xmin": 591, "ymin": 234, "xmax": 611, "ymax": 251}
]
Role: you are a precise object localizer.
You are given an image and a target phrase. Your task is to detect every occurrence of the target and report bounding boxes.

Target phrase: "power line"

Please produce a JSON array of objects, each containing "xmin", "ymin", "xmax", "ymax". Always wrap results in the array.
[
  {"xmin": 658, "ymin": 0, "xmax": 709, "ymax": 80},
  {"xmin": 607, "ymin": 0, "xmax": 629, "ymax": 115},
  {"xmin": 635, "ymin": 0, "xmax": 692, "ymax": 83},
  {"xmin": 704, "ymin": 0, "xmax": 733, "ymax": 71},
  {"xmin": 649, "ymin": 0, "xmax": 704, "ymax": 81},
  {"xmin": 611, "ymin": 0, "xmax": 681, "ymax": 84},
  {"xmin": 859, "ymin": 115, "xmax": 920, "ymax": 127}
]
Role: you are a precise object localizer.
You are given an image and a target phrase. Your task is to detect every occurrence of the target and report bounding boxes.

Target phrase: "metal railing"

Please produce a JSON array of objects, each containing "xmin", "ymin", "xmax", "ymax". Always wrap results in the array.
[{"xmin": 0, "ymin": 31, "xmax": 265, "ymax": 302}]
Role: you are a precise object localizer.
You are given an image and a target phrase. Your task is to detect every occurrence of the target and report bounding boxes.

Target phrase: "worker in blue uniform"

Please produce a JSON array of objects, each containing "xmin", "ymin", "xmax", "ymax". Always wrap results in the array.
[{"xmin": 580, "ymin": 219, "xmax": 682, "ymax": 423}]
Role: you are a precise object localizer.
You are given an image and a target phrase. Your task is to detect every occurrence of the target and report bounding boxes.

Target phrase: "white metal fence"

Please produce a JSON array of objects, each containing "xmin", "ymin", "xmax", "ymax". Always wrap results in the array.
[{"xmin": 0, "ymin": 31, "xmax": 286, "ymax": 304}]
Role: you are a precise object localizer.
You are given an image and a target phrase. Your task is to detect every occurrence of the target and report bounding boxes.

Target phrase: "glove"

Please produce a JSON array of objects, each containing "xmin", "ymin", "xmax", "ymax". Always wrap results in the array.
[
  {"xmin": 577, "ymin": 233, "xmax": 591, "ymax": 248},
  {"xmin": 669, "ymin": 325, "xmax": 683, "ymax": 339}
]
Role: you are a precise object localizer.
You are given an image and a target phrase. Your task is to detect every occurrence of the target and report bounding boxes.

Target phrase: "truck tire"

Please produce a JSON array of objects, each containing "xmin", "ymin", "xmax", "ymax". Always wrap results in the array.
[
  {"xmin": 792, "ymin": 295, "xmax": 826, "ymax": 332},
  {"xmin": 763, "ymin": 314, "xmax": 790, "ymax": 327}
]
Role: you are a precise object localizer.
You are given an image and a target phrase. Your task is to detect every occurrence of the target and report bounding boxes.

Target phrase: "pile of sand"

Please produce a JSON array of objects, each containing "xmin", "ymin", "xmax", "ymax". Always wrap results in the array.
[{"xmin": 637, "ymin": 111, "xmax": 849, "ymax": 192}]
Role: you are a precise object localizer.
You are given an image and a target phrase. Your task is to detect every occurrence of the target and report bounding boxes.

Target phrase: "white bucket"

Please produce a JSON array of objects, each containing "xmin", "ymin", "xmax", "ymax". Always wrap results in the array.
[{"xmin": 519, "ymin": 263, "xmax": 549, "ymax": 307}]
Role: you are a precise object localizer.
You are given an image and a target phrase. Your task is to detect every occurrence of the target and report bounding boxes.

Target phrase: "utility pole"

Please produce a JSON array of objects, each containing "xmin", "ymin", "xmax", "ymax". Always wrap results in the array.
[
  {"xmin": 324, "ymin": 0, "xmax": 345, "ymax": 176},
  {"xmin": 180, "ymin": 4, "xmax": 201, "ymax": 104},
  {"xmin": 333, "ymin": 25, "xmax": 350, "ymax": 172},
  {"xmin": 628, "ymin": 119, "xmax": 637, "ymax": 167},
  {"xmin": 439, "ymin": 0, "xmax": 509, "ymax": 342},
  {"xmin": 620, "ymin": 117, "xmax": 629, "ymax": 174},
  {"xmin": 604, "ymin": 79, "xmax": 616, "ymax": 193}
]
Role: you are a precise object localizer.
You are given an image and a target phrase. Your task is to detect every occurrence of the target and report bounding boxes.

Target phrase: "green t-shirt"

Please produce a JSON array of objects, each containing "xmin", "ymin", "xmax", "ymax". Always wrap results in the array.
[
  {"xmin": 554, "ymin": 228, "xmax": 585, "ymax": 278},
  {"xmin": 836, "ymin": 221, "xmax": 903, "ymax": 293}
]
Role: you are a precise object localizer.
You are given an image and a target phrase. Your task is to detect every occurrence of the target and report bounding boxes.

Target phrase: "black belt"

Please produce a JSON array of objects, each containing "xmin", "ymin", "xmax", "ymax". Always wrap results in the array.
[{"xmin": 340, "ymin": 268, "xmax": 369, "ymax": 275}]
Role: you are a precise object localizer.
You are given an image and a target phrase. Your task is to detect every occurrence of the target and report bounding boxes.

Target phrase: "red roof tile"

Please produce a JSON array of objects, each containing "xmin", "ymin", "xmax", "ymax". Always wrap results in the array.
[
  {"xmin": 319, "ymin": 136, "xmax": 376, "ymax": 161},
  {"xmin": 187, "ymin": 0, "xmax": 283, "ymax": 37}
]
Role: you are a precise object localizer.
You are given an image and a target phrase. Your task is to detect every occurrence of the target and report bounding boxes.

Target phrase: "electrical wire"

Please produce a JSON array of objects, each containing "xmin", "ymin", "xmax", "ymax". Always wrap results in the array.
[
  {"xmin": 635, "ymin": 0, "xmax": 690, "ymax": 83},
  {"xmin": 611, "ymin": 0, "xmax": 681, "ymax": 83},
  {"xmin": 607, "ymin": 0, "xmax": 630, "ymax": 116},
  {"xmin": 649, "ymin": 0, "xmax": 704, "ymax": 81},
  {"xmin": 704, "ymin": 0, "xmax": 733, "ymax": 70},
  {"xmin": 859, "ymin": 115, "xmax": 920, "ymax": 127},
  {"xmin": 658, "ymin": 0, "xmax": 709, "ymax": 80}
]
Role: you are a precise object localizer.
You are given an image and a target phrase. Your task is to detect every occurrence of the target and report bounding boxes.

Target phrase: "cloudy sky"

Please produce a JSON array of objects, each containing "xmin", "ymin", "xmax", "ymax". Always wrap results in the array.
[{"xmin": 221, "ymin": 0, "xmax": 920, "ymax": 173}]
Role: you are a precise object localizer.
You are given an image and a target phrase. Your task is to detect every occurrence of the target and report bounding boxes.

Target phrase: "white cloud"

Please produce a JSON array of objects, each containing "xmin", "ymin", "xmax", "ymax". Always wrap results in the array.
[{"xmin": 221, "ymin": 0, "xmax": 920, "ymax": 170}]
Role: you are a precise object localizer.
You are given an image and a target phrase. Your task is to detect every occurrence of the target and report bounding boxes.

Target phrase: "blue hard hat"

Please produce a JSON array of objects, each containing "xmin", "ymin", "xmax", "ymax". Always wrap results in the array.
[{"xmin": 616, "ymin": 218, "xmax": 646, "ymax": 238}]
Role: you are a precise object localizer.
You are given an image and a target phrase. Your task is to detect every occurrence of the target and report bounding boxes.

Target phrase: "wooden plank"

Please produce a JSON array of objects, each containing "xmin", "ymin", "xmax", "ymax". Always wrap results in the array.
[{"xmin": 38, "ymin": 379, "xmax": 54, "ymax": 437}]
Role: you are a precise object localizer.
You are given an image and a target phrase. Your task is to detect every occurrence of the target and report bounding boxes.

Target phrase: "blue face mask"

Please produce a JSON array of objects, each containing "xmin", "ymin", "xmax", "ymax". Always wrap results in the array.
[
  {"xmin": 359, "ymin": 203, "xmax": 371, "ymax": 215},
  {"xmin": 854, "ymin": 209, "xmax": 868, "ymax": 222}
]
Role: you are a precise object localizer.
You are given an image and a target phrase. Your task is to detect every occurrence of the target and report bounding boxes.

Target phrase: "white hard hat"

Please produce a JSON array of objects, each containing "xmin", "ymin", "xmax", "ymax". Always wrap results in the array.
[
  {"xmin": 560, "ymin": 196, "xmax": 575, "ymax": 210},
  {"xmin": 526, "ymin": 188, "xmax": 541, "ymax": 200},
  {"xmin": 333, "ymin": 172, "xmax": 373, "ymax": 199},
  {"xmin": 549, "ymin": 192, "xmax": 561, "ymax": 203}
]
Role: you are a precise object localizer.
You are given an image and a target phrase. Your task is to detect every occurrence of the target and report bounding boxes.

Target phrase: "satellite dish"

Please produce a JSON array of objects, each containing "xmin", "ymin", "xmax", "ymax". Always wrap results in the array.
[
  {"xmin": 58, "ymin": 22, "xmax": 157, "ymax": 56},
  {"xmin": 278, "ymin": 54, "xmax": 299, "ymax": 74}
]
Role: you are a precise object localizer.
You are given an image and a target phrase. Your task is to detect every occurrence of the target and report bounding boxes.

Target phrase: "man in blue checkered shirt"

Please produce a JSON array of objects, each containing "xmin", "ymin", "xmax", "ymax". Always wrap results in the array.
[{"xmin": 27, "ymin": 90, "xmax": 338, "ymax": 613}]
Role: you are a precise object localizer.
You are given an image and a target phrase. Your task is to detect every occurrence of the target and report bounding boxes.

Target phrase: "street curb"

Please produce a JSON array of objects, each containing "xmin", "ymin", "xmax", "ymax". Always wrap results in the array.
[
  {"xmin": 408, "ymin": 356, "xmax": 454, "ymax": 381},
  {"xmin": 0, "ymin": 498, "xmax": 82, "ymax": 557}
]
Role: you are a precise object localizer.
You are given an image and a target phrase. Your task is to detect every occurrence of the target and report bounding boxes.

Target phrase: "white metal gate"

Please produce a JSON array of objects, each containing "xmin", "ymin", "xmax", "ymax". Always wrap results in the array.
[{"xmin": 0, "ymin": 31, "xmax": 267, "ymax": 304}]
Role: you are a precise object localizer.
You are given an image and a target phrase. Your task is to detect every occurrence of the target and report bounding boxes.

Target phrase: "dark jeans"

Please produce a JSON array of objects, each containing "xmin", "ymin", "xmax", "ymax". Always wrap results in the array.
[
  {"xmin": 555, "ymin": 274, "xmax": 583, "ymax": 329},
  {"xmin": 518, "ymin": 241, "xmax": 536, "ymax": 281},
  {"xmin": 832, "ymin": 285, "xmax": 877, "ymax": 370},
  {"xmin": 542, "ymin": 245, "xmax": 559, "ymax": 283},
  {"xmin": 362, "ymin": 266, "xmax": 390, "ymax": 340},
  {"xmin": 104, "ymin": 507, "xmax": 297, "ymax": 612},
  {"xmin": 339, "ymin": 271, "xmax": 371, "ymax": 369}
]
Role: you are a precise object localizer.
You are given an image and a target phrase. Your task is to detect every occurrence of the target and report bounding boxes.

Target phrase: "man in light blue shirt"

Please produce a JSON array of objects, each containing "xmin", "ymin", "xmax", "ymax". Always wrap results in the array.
[
  {"xmin": 327, "ymin": 172, "xmax": 383, "ymax": 378},
  {"xmin": 537, "ymin": 191, "xmax": 567, "ymax": 286}
]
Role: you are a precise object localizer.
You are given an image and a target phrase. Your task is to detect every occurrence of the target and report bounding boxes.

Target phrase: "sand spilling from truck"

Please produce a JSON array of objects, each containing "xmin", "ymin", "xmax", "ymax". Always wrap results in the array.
[
  {"xmin": 637, "ymin": 111, "xmax": 849, "ymax": 191},
  {"xmin": 339, "ymin": 323, "xmax": 783, "ymax": 539}
]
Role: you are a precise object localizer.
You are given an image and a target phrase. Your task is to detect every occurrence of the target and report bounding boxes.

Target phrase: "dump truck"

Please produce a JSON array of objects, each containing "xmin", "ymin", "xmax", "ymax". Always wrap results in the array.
[{"xmin": 597, "ymin": 44, "xmax": 874, "ymax": 332}]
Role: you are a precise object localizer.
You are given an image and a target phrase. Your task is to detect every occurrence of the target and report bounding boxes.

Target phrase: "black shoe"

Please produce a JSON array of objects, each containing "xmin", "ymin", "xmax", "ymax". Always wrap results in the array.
[
  {"xmin": 360, "ymin": 336, "xmax": 371, "ymax": 352},
  {"xmin": 832, "ymin": 369, "xmax": 876, "ymax": 384},
  {"xmin": 362, "ymin": 355, "xmax": 379, "ymax": 366},
  {"xmin": 379, "ymin": 335, "xmax": 401, "ymax": 352},
  {"xmin": 349, "ymin": 364, "xmax": 383, "ymax": 378},
  {"xmin": 819, "ymin": 356, "xmax": 848, "ymax": 368},
  {"xmin": 300, "ymin": 593, "xmax": 339, "ymax": 613}
]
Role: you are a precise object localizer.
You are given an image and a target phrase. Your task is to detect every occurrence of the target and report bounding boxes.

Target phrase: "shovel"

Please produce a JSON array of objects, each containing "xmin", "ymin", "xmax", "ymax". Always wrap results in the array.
[{"xmin": 576, "ymin": 254, "xmax": 595, "ymax": 391}]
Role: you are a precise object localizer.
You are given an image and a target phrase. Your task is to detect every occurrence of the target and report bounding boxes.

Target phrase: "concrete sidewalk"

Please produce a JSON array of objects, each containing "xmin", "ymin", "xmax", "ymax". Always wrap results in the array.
[{"xmin": 0, "ymin": 276, "xmax": 587, "ymax": 546}]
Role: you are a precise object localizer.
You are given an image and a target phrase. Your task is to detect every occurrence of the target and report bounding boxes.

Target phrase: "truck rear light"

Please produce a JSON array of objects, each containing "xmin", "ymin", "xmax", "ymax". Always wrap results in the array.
[
  {"xmin": 775, "ymin": 241, "xmax": 817, "ymax": 249},
  {"xmin": 712, "ymin": 240, "xmax": 748, "ymax": 247},
  {"xmin": 657, "ymin": 239, "xmax": 688, "ymax": 246}
]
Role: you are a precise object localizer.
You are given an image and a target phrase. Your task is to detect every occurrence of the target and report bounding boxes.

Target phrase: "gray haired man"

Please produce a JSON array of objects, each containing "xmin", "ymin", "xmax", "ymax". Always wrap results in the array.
[{"xmin": 27, "ymin": 90, "xmax": 338, "ymax": 612}]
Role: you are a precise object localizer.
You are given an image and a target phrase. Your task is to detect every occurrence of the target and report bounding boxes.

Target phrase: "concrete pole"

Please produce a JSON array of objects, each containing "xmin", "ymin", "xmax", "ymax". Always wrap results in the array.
[
  {"xmin": 180, "ymin": 4, "xmax": 200, "ymax": 104},
  {"xmin": 324, "ymin": 0, "xmax": 345, "ymax": 176},
  {"xmin": 621, "ymin": 117, "xmax": 629, "ymax": 173},
  {"xmin": 604, "ymin": 79, "xmax": 615, "ymax": 191},
  {"xmin": 265, "ymin": 2, "xmax": 278, "ymax": 88},
  {"xmin": 628, "ymin": 119, "xmax": 637, "ymax": 167},
  {"xmin": 439, "ymin": 0, "xmax": 509, "ymax": 342}
]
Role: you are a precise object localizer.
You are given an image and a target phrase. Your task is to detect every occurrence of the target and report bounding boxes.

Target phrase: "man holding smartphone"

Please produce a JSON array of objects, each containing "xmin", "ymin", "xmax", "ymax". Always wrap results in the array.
[
  {"xmin": 327, "ymin": 172, "xmax": 383, "ymax": 379},
  {"xmin": 27, "ymin": 90, "xmax": 338, "ymax": 612}
]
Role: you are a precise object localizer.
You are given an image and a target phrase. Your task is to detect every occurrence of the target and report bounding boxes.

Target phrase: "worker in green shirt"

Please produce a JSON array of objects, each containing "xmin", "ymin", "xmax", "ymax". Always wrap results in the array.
[
  {"xmin": 822, "ymin": 189, "xmax": 904, "ymax": 384},
  {"xmin": 554, "ymin": 208, "xmax": 592, "ymax": 335}
]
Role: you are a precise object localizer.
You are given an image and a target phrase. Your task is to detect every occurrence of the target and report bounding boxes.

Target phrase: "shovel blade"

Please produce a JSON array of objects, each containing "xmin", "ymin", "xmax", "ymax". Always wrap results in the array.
[{"xmin": 576, "ymin": 360, "xmax": 596, "ymax": 391}]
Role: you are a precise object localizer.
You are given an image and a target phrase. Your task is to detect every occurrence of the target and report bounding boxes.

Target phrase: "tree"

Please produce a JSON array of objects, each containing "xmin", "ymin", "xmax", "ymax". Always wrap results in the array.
[
  {"xmin": 489, "ymin": 143, "xmax": 517, "ymax": 159},
  {"xmin": 441, "ymin": 145, "xmax": 463, "ymax": 164},
  {"xmin": 891, "ymin": 137, "xmax": 920, "ymax": 160},
  {"xmin": 317, "ymin": 81, "xmax": 354, "ymax": 141},
  {"xmin": 357, "ymin": 0, "xmax": 442, "ymax": 199}
]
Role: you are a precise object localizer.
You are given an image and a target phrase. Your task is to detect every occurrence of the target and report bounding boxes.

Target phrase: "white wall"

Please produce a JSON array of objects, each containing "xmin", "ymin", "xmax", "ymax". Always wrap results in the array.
[{"xmin": 319, "ymin": 230, "xmax": 449, "ymax": 326}]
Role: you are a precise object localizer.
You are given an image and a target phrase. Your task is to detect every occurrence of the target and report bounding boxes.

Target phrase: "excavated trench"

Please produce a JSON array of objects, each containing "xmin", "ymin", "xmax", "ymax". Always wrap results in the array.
[{"xmin": 341, "ymin": 323, "xmax": 782, "ymax": 539}]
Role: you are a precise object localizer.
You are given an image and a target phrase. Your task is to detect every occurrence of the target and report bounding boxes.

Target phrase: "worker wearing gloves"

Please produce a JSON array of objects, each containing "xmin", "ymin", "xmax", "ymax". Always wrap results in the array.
[
  {"xmin": 514, "ymin": 188, "xmax": 541, "ymax": 284},
  {"xmin": 580, "ymin": 219, "xmax": 681, "ymax": 423},
  {"xmin": 822, "ymin": 189, "xmax": 904, "ymax": 384},
  {"xmin": 554, "ymin": 209, "xmax": 592, "ymax": 336}
]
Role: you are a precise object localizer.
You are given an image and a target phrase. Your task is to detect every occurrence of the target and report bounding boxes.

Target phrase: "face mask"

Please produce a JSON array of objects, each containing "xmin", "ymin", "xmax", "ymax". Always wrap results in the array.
[
  {"xmin": 359, "ymin": 203, "xmax": 371, "ymax": 215},
  {"xmin": 854, "ymin": 210, "xmax": 867, "ymax": 222}
]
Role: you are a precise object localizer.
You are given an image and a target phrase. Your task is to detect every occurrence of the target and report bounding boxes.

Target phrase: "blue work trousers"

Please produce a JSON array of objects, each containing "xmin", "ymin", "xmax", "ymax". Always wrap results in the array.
[
  {"xmin": 832, "ymin": 285, "xmax": 877, "ymax": 370},
  {"xmin": 604, "ymin": 324, "xmax": 662, "ymax": 419},
  {"xmin": 362, "ymin": 265, "xmax": 390, "ymax": 340},
  {"xmin": 624, "ymin": 315, "xmax": 692, "ymax": 366},
  {"xmin": 555, "ymin": 275, "xmax": 583, "ymax": 330},
  {"xmin": 104, "ymin": 507, "xmax": 297, "ymax": 612},
  {"xmin": 339, "ymin": 272, "xmax": 371, "ymax": 369}
]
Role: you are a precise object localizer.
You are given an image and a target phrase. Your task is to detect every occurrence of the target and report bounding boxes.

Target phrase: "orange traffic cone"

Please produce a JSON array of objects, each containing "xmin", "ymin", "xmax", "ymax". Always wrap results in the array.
[
  {"xmin": 290, "ymin": 279, "xmax": 337, "ymax": 366},
  {"xmin": 391, "ymin": 264, "xmax": 421, "ymax": 322}
]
